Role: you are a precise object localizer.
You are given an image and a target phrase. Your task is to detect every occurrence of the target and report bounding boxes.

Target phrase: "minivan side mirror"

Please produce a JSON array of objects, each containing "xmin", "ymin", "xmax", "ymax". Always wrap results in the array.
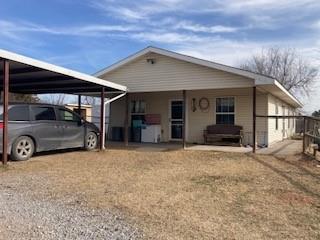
[{"xmin": 78, "ymin": 118, "xmax": 85, "ymax": 126}]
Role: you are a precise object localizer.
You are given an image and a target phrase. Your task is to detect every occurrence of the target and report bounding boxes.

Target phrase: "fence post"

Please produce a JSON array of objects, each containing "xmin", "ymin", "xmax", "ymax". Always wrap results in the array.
[{"xmin": 303, "ymin": 117, "xmax": 306, "ymax": 153}]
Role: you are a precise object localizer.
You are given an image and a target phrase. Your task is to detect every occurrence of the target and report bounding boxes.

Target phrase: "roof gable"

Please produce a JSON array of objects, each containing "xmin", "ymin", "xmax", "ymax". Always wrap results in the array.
[
  {"xmin": 95, "ymin": 46, "xmax": 274, "ymax": 84},
  {"xmin": 95, "ymin": 46, "xmax": 301, "ymax": 107}
]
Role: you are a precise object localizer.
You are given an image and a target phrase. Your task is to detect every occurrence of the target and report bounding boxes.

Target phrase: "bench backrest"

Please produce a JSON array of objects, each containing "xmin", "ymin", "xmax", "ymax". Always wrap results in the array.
[{"xmin": 206, "ymin": 124, "xmax": 243, "ymax": 135}]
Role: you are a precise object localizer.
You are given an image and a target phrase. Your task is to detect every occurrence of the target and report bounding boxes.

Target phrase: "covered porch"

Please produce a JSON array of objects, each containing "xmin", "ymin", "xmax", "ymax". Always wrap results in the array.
[{"xmin": 108, "ymin": 87, "xmax": 265, "ymax": 151}]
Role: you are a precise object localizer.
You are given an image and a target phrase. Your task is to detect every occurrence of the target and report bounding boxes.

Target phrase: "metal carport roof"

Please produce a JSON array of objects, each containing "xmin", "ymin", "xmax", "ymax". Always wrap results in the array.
[
  {"xmin": 0, "ymin": 49, "xmax": 127, "ymax": 165},
  {"xmin": 0, "ymin": 49, "xmax": 127, "ymax": 94}
]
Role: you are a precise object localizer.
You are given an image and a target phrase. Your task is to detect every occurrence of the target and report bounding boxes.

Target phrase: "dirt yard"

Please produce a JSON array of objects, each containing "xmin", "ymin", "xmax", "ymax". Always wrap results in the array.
[{"xmin": 1, "ymin": 148, "xmax": 320, "ymax": 239}]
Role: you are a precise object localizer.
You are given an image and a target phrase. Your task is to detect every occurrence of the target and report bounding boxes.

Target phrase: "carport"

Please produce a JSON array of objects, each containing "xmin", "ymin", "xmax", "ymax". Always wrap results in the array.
[{"xmin": 0, "ymin": 49, "xmax": 127, "ymax": 165}]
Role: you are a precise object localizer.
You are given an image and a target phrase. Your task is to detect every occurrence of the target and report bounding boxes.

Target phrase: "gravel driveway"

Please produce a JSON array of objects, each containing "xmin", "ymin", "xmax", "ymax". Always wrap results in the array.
[{"xmin": 0, "ymin": 173, "xmax": 142, "ymax": 240}]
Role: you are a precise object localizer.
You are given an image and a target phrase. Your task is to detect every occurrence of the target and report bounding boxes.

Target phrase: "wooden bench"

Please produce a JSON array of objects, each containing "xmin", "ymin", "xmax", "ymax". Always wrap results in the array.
[{"xmin": 203, "ymin": 124, "xmax": 244, "ymax": 146}]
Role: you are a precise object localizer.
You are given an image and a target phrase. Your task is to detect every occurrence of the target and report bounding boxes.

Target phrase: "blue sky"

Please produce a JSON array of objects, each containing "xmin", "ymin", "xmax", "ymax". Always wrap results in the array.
[{"xmin": 0, "ymin": 0, "xmax": 319, "ymax": 111}]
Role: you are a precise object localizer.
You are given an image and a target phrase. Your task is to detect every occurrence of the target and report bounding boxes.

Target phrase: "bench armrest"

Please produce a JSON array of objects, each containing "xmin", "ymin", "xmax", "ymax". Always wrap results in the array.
[{"xmin": 240, "ymin": 130, "xmax": 244, "ymax": 137}]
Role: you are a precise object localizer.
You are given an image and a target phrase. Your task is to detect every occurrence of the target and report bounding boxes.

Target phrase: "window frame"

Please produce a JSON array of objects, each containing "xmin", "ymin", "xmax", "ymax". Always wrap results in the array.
[
  {"xmin": 275, "ymin": 102, "xmax": 279, "ymax": 115},
  {"xmin": 31, "ymin": 106, "xmax": 57, "ymax": 121},
  {"xmin": 215, "ymin": 96, "xmax": 236, "ymax": 125},
  {"xmin": 0, "ymin": 105, "xmax": 31, "ymax": 122},
  {"xmin": 130, "ymin": 100, "xmax": 146, "ymax": 115},
  {"xmin": 57, "ymin": 108, "xmax": 81, "ymax": 122}
]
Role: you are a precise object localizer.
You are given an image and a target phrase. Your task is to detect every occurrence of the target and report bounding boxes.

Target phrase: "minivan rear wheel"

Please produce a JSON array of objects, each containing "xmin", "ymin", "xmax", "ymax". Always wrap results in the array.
[
  {"xmin": 11, "ymin": 136, "xmax": 35, "ymax": 161},
  {"xmin": 85, "ymin": 132, "xmax": 98, "ymax": 151}
]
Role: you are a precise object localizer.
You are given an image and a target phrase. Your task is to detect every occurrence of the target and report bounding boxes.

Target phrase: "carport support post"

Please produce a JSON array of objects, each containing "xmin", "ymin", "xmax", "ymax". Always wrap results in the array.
[
  {"xmin": 182, "ymin": 90, "xmax": 186, "ymax": 149},
  {"xmin": 252, "ymin": 86, "xmax": 256, "ymax": 153},
  {"xmin": 124, "ymin": 93, "xmax": 129, "ymax": 146},
  {"xmin": 100, "ymin": 87, "xmax": 105, "ymax": 150},
  {"xmin": 2, "ymin": 60, "xmax": 9, "ymax": 165},
  {"xmin": 77, "ymin": 95, "xmax": 81, "ymax": 114}
]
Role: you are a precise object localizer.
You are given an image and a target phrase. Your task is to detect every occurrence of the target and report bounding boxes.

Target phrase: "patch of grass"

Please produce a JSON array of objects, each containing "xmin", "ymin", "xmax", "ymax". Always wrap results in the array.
[
  {"xmin": 0, "ymin": 164, "xmax": 10, "ymax": 172},
  {"xmin": 191, "ymin": 174, "xmax": 252, "ymax": 185}
]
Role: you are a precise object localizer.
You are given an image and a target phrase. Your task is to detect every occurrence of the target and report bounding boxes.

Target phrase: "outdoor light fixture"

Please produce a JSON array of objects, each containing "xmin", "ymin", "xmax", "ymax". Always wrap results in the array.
[{"xmin": 146, "ymin": 58, "xmax": 156, "ymax": 64}]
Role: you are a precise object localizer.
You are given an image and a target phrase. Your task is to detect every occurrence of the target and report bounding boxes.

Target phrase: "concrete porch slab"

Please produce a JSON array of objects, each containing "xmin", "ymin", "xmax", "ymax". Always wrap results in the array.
[
  {"xmin": 106, "ymin": 140, "xmax": 302, "ymax": 155},
  {"xmin": 106, "ymin": 141, "xmax": 252, "ymax": 153},
  {"xmin": 185, "ymin": 145, "xmax": 252, "ymax": 153},
  {"xmin": 256, "ymin": 140, "xmax": 302, "ymax": 156}
]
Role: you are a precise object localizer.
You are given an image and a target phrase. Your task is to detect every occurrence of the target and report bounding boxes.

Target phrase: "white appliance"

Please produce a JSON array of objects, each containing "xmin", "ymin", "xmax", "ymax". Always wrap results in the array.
[{"xmin": 141, "ymin": 125, "xmax": 161, "ymax": 143}]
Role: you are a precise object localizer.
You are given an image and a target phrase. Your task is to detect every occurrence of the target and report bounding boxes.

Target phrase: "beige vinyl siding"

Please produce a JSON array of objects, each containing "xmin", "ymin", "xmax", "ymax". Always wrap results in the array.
[
  {"xmin": 101, "ymin": 53, "xmax": 254, "ymax": 92},
  {"xmin": 267, "ymin": 94, "xmax": 296, "ymax": 145},
  {"xmin": 109, "ymin": 88, "xmax": 268, "ymax": 145}
]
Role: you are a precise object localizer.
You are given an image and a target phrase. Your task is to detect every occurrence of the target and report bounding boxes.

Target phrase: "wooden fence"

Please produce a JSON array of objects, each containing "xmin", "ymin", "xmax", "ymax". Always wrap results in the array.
[{"xmin": 303, "ymin": 116, "xmax": 320, "ymax": 155}]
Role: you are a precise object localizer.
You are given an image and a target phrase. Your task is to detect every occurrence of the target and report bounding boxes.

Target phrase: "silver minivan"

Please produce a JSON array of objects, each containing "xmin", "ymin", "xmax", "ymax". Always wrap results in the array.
[{"xmin": 0, "ymin": 103, "xmax": 100, "ymax": 161}]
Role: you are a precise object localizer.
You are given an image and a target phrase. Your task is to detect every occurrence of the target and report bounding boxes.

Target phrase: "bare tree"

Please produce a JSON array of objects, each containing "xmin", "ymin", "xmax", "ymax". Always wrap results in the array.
[
  {"xmin": 312, "ymin": 110, "xmax": 320, "ymax": 117},
  {"xmin": 82, "ymin": 96, "xmax": 97, "ymax": 106},
  {"xmin": 8, "ymin": 93, "xmax": 39, "ymax": 103},
  {"xmin": 41, "ymin": 94, "xmax": 67, "ymax": 105},
  {"xmin": 240, "ymin": 47, "xmax": 318, "ymax": 96}
]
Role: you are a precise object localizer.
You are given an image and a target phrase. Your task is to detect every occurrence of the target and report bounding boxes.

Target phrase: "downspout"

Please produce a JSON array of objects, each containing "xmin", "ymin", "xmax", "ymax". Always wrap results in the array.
[{"xmin": 101, "ymin": 91, "xmax": 127, "ymax": 149}]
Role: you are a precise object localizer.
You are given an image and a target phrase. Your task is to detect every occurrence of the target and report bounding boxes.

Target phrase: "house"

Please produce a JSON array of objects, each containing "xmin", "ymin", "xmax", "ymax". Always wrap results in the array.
[{"xmin": 95, "ymin": 46, "xmax": 302, "ymax": 147}]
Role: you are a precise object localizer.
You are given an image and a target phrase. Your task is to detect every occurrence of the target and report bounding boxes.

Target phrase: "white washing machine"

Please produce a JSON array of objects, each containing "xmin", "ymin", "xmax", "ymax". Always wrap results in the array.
[{"xmin": 141, "ymin": 125, "xmax": 161, "ymax": 143}]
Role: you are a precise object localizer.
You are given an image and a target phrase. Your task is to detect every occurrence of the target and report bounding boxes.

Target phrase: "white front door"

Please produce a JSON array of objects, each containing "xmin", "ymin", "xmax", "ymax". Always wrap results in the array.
[{"xmin": 169, "ymin": 100, "xmax": 183, "ymax": 141}]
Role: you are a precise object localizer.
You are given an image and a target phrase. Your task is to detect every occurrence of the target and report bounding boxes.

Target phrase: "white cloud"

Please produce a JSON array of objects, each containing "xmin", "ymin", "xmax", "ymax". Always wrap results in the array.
[
  {"xmin": 174, "ymin": 21, "xmax": 238, "ymax": 33},
  {"xmin": 132, "ymin": 32, "xmax": 212, "ymax": 44},
  {"xmin": 0, "ymin": 20, "xmax": 139, "ymax": 39},
  {"xmin": 101, "ymin": 6, "xmax": 146, "ymax": 21},
  {"xmin": 216, "ymin": 0, "xmax": 319, "ymax": 12},
  {"xmin": 311, "ymin": 20, "xmax": 320, "ymax": 30},
  {"xmin": 91, "ymin": 0, "xmax": 320, "ymax": 31},
  {"xmin": 91, "ymin": 0, "xmax": 185, "ymax": 21},
  {"xmin": 175, "ymin": 39, "xmax": 265, "ymax": 66}
]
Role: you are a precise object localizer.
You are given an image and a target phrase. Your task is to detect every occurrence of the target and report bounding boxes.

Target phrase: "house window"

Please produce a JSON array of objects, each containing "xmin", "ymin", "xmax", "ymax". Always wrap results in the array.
[
  {"xmin": 216, "ymin": 97, "xmax": 235, "ymax": 125},
  {"xmin": 130, "ymin": 100, "xmax": 146, "ymax": 114},
  {"xmin": 293, "ymin": 111, "xmax": 295, "ymax": 128},
  {"xmin": 274, "ymin": 103, "xmax": 279, "ymax": 130}
]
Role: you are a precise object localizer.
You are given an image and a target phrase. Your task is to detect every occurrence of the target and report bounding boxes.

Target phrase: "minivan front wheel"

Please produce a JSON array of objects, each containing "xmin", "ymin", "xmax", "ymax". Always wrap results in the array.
[
  {"xmin": 11, "ymin": 136, "xmax": 35, "ymax": 161},
  {"xmin": 85, "ymin": 132, "xmax": 98, "ymax": 151}
]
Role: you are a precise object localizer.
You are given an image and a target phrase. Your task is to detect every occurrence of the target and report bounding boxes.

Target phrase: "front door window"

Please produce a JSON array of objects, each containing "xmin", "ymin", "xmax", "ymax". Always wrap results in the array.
[{"xmin": 170, "ymin": 100, "xmax": 183, "ymax": 140}]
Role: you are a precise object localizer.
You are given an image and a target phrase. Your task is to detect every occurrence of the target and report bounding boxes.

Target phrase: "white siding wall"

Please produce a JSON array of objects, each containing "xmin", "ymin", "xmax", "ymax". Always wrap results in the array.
[
  {"xmin": 101, "ymin": 53, "xmax": 254, "ymax": 92},
  {"xmin": 267, "ymin": 94, "xmax": 296, "ymax": 145}
]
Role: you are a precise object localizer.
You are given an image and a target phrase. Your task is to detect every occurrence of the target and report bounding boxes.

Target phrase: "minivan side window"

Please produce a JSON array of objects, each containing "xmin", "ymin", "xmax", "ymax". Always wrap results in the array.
[
  {"xmin": 32, "ymin": 107, "xmax": 56, "ymax": 121},
  {"xmin": 58, "ymin": 109, "xmax": 81, "ymax": 122},
  {"xmin": 0, "ymin": 105, "xmax": 30, "ymax": 121}
]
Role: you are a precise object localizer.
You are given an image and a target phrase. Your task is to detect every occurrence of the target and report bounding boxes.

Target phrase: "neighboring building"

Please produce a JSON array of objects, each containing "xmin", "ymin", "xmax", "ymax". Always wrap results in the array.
[
  {"xmin": 65, "ymin": 104, "xmax": 92, "ymax": 122},
  {"xmin": 95, "ymin": 47, "xmax": 302, "ymax": 147},
  {"xmin": 66, "ymin": 103, "xmax": 111, "ymax": 138}
]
